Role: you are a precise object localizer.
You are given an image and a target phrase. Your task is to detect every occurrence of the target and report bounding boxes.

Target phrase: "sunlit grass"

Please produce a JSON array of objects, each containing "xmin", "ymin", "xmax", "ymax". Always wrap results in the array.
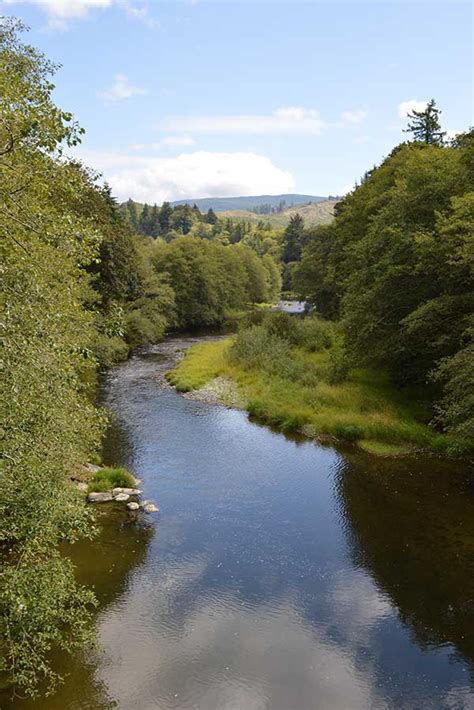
[{"xmin": 167, "ymin": 337, "xmax": 448, "ymax": 454}]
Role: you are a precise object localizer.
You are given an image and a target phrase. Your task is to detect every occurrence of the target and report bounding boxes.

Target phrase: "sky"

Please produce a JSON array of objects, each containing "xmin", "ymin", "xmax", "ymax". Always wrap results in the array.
[{"xmin": 2, "ymin": 0, "xmax": 473, "ymax": 203}]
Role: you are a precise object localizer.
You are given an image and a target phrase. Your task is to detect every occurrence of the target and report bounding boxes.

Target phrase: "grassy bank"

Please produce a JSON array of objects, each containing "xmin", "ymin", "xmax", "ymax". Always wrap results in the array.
[{"xmin": 167, "ymin": 315, "xmax": 451, "ymax": 456}]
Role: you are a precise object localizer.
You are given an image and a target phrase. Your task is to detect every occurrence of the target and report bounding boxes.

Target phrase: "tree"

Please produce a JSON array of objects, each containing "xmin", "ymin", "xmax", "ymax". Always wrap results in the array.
[
  {"xmin": 125, "ymin": 198, "xmax": 139, "ymax": 230},
  {"xmin": 0, "ymin": 19, "xmax": 103, "ymax": 695},
  {"xmin": 139, "ymin": 203, "xmax": 151, "ymax": 234},
  {"xmin": 149, "ymin": 203, "xmax": 161, "ymax": 237},
  {"xmin": 282, "ymin": 213, "xmax": 304, "ymax": 263},
  {"xmin": 205, "ymin": 207, "xmax": 218, "ymax": 224},
  {"xmin": 404, "ymin": 99, "xmax": 446, "ymax": 145},
  {"xmin": 159, "ymin": 201, "xmax": 173, "ymax": 235}
]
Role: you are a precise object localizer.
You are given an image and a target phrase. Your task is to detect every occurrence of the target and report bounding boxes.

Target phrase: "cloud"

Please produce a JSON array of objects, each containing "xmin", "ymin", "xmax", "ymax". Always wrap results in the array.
[
  {"xmin": 3, "ymin": 0, "xmax": 112, "ymax": 29},
  {"xmin": 398, "ymin": 99, "xmax": 427, "ymax": 119},
  {"xmin": 3, "ymin": 0, "xmax": 157, "ymax": 29},
  {"xmin": 157, "ymin": 106, "xmax": 325, "ymax": 135},
  {"xmin": 76, "ymin": 149, "xmax": 295, "ymax": 202},
  {"xmin": 97, "ymin": 74, "xmax": 147, "ymax": 102},
  {"xmin": 342, "ymin": 109, "xmax": 367, "ymax": 124}
]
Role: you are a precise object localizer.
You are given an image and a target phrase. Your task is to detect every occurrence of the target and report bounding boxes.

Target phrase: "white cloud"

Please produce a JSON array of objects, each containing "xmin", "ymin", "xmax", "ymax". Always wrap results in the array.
[
  {"xmin": 3, "ymin": 0, "xmax": 157, "ymax": 29},
  {"xmin": 76, "ymin": 149, "xmax": 295, "ymax": 202},
  {"xmin": 97, "ymin": 74, "xmax": 147, "ymax": 102},
  {"xmin": 446, "ymin": 129, "xmax": 460, "ymax": 141},
  {"xmin": 398, "ymin": 99, "xmax": 427, "ymax": 119},
  {"xmin": 342, "ymin": 109, "xmax": 367, "ymax": 124},
  {"xmin": 157, "ymin": 106, "xmax": 325, "ymax": 135}
]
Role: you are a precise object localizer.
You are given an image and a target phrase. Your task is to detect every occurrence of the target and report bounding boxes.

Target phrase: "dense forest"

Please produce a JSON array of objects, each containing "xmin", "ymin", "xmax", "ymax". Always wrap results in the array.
[
  {"xmin": 293, "ymin": 106, "xmax": 474, "ymax": 452},
  {"xmin": 0, "ymin": 20, "xmax": 281, "ymax": 696}
]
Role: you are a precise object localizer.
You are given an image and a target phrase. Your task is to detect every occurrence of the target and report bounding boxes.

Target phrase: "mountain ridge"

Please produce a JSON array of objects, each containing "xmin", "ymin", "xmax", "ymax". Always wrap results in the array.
[{"xmin": 170, "ymin": 193, "xmax": 335, "ymax": 212}]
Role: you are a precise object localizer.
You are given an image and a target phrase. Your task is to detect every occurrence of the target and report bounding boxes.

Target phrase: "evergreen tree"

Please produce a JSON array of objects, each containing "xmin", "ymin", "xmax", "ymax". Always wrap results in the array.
[
  {"xmin": 159, "ymin": 201, "xmax": 173, "ymax": 234},
  {"xmin": 206, "ymin": 207, "xmax": 218, "ymax": 224},
  {"xmin": 282, "ymin": 213, "xmax": 304, "ymax": 263},
  {"xmin": 149, "ymin": 203, "xmax": 161, "ymax": 237},
  {"xmin": 404, "ymin": 99, "xmax": 446, "ymax": 145},
  {"xmin": 139, "ymin": 203, "xmax": 151, "ymax": 234}
]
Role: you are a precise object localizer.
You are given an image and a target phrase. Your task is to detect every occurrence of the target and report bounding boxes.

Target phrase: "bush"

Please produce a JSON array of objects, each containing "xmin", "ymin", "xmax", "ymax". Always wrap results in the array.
[
  {"xmin": 92, "ymin": 334, "xmax": 130, "ymax": 368},
  {"xmin": 296, "ymin": 317, "xmax": 334, "ymax": 352},
  {"xmin": 88, "ymin": 467, "xmax": 136, "ymax": 493},
  {"xmin": 229, "ymin": 325, "xmax": 294, "ymax": 378}
]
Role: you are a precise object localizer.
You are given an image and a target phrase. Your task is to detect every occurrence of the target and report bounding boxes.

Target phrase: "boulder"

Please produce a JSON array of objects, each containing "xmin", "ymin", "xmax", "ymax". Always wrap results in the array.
[
  {"xmin": 87, "ymin": 491, "xmax": 113, "ymax": 503},
  {"xmin": 127, "ymin": 501, "xmax": 140, "ymax": 511},
  {"xmin": 143, "ymin": 502, "xmax": 159, "ymax": 513},
  {"xmin": 114, "ymin": 492, "xmax": 130, "ymax": 502},
  {"xmin": 112, "ymin": 487, "xmax": 142, "ymax": 496}
]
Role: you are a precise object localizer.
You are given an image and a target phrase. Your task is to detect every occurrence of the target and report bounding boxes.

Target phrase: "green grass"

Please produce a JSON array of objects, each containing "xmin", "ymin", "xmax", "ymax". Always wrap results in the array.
[
  {"xmin": 87, "ymin": 467, "xmax": 136, "ymax": 493},
  {"xmin": 167, "ymin": 338, "xmax": 450, "ymax": 456}
]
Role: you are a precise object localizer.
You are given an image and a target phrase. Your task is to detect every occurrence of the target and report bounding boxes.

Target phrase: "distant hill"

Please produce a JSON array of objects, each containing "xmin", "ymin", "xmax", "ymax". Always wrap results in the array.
[
  {"xmin": 170, "ymin": 194, "xmax": 330, "ymax": 212},
  {"xmin": 221, "ymin": 199, "xmax": 339, "ymax": 228}
]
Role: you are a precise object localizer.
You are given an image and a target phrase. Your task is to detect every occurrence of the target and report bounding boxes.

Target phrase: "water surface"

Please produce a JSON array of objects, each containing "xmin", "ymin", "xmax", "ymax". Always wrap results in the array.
[{"xmin": 3, "ymin": 336, "xmax": 473, "ymax": 709}]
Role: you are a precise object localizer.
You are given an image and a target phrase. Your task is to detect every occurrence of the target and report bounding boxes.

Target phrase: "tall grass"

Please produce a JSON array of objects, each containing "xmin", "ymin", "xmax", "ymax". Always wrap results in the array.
[{"xmin": 168, "ymin": 313, "xmax": 449, "ymax": 454}]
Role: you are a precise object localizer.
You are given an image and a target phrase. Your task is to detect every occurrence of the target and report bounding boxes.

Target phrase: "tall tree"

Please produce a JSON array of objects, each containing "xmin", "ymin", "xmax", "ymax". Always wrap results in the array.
[
  {"xmin": 149, "ymin": 203, "xmax": 161, "ymax": 237},
  {"xmin": 139, "ymin": 203, "xmax": 151, "ymax": 234},
  {"xmin": 205, "ymin": 207, "xmax": 218, "ymax": 224},
  {"xmin": 404, "ymin": 99, "xmax": 446, "ymax": 145},
  {"xmin": 159, "ymin": 201, "xmax": 173, "ymax": 235},
  {"xmin": 126, "ymin": 198, "xmax": 139, "ymax": 229},
  {"xmin": 282, "ymin": 213, "xmax": 304, "ymax": 263}
]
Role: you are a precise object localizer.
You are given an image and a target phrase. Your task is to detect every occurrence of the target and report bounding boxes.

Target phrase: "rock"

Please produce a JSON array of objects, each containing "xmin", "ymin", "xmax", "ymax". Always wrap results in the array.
[
  {"xmin": 84, "ymin": 463, "xmax": 101, "ymax": 474},
  {"xmin": 143, "ymin": 502, "xmax": 159, "ymax": 513},
  {"xmin": 114, "ymin": 492, "xmax": 130, "ymax": 502},
  {"xmin": 87, "ymin": 491, "xmax": 113, "ymax": 503},
  {"xmin": 127, "ymin": 501, "xmax": 140, "ymax": 511},
  {"xmin": 112, "ymin": 487, "xmax": 142, "ymax": 496}
]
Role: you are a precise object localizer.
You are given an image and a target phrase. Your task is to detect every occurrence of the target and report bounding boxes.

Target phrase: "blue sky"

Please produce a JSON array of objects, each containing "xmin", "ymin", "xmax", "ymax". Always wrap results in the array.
[{"xmin": 2, "ymin": 0, "xmax": 473, "ymax": 202}]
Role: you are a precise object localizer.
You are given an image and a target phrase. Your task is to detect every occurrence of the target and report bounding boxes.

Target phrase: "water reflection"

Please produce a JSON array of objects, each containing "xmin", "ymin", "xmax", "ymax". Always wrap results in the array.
[
  {"xmin": 335, "ymin": 453, "xmax": 474, "ymax": 669},
  {"xmin": 3, "ymin": 337, "xmax": 473, "ymax": 709}
]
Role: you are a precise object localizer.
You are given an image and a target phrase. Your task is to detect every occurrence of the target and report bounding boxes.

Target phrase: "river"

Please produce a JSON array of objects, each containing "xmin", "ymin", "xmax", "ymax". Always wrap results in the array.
[{"xmin": 2, "ymin": 335, "xmax": 473, "ymax": 710}]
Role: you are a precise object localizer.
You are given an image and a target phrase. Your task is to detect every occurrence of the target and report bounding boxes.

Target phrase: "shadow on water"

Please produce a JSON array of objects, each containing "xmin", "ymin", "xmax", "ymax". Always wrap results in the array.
[{"xmin": 335, "ymin": 451, "xmax": 474, "ymax": 670}]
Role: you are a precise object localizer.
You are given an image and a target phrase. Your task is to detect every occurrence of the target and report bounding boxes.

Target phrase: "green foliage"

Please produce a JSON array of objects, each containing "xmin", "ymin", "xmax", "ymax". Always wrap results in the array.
[
  {"xmin": 281, "ymin": 213, "xmax": 305, "ymax": 263},
  {"xmin": 1, "ymin": 21, "xmax": 104, "ymax": 694},
  {"xmin": 87, "ymin": 467, "xmax": 136, "ymax": 493},
  {"xmin": 152, "ymin": 237, "xmax": 277, "ymax": 328},
  {"xmin": 334, "ymin": 424, "xmax": 363, "ymax": 441},
  {"xmin": 295, "ymin": 126, "xmax": 474, "ymax": 450}
]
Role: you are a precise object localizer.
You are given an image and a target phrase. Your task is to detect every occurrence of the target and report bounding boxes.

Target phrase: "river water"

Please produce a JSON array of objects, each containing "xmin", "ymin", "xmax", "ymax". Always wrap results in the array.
[{"xmin": 3, "ymin": 336, "xmax": 474, "ymax": 710}]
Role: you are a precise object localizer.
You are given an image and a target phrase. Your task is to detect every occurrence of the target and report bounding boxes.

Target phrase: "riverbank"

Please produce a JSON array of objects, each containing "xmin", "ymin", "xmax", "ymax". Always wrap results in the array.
[{"xmin": 166, "ymin": 336, "xmax": 452, "ymax": 456}]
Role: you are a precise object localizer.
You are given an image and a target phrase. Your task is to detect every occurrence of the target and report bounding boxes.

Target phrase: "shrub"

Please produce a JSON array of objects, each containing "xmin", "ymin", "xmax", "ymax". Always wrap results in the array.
[
  {"xmin": 92, "ymin": 334, "xmax": 130, "ymax": 368},
  {"xmin": 229, "ymin": 325, "xmax": 294, "ymax": 378}
]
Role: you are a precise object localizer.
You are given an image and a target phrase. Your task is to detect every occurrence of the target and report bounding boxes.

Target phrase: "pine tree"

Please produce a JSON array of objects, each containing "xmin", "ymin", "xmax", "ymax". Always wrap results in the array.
[
  {"xmin": 159, "ymin": 201, "xmax": 173, "ymax": 234},
  {"xmin": 149, "ymin": 203, "xmax": 161, "ymax": 237},
  {"xmin": 282, "ymin": 213, "xmax": 304, "ymax": 263},
  {"xmin": 206, "ymin": 207, "xmax": 218, "ymax": 224},
  {"xmin": 139, "ymin": 203, "xmax": 151, "ymax": 234},
  {"xmin": 404, "ymin": 99, "xmax": 446, "ymax": 145}
]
